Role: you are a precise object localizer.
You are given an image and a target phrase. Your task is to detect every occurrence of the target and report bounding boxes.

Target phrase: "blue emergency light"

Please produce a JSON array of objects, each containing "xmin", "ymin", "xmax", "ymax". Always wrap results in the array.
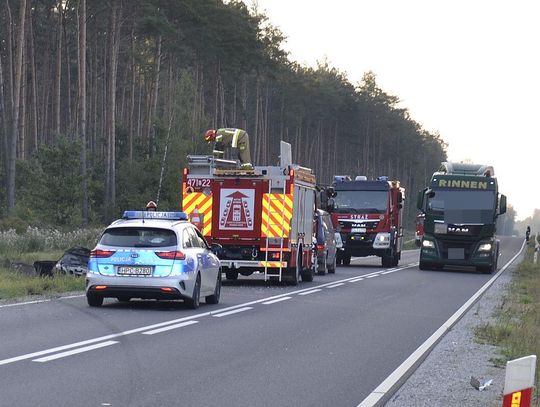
[
  {"xmin": 122, "ymin": 211, "xmax": 188, "ymax": 221},
  {"xmin": 377, "ymin": 176, "xmax": 389, "ymax": 182}
]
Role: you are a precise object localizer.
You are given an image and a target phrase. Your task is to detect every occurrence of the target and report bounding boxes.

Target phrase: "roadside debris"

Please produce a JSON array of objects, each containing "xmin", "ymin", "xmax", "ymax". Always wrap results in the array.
[{"xmin": 470, "ymin": 376, "xmax": 493, "ymax": 391}]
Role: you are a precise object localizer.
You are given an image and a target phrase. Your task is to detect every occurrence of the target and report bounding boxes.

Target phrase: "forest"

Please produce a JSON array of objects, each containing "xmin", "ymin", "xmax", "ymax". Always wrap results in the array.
[{"xmin": 0, "ymin": 0, "xmax": 448, "ymax": 229}]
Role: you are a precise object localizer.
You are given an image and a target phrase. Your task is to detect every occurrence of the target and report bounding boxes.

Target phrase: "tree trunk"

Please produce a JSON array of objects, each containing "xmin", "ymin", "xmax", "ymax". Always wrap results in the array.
[
  {"xmin": 28, "ymin": 13, "xmax": 38, "ymax": 154},
  {"xmin": 78, "ymin": 0, "xmax": 88, "ymax": 224},
  {"xmin": 149, "ymin": 35, "xmax": 161, "ymax": 157},
  {"xmin": 53, "ymin": 0, "xmax": 63, "ymax": 138},
  {"xmin": 128, "ymin": 26, "xmax": 135, "ymax": 162},
  {"xmin": 7, "ymin": 0, "xmax": 26, "ymax": 212}
]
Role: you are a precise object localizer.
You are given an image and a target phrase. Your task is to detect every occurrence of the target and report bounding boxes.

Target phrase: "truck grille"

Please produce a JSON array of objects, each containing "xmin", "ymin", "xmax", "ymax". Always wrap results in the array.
[{"xmin": 438, "ymin": 241, "xmax": 475, "ymax": 260}]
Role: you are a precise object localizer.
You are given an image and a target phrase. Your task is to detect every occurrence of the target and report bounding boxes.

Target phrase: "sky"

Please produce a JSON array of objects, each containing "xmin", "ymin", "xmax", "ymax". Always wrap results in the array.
[{"xmin": 243, "ymin": 0, "xmax": 540, "ymax": 221}]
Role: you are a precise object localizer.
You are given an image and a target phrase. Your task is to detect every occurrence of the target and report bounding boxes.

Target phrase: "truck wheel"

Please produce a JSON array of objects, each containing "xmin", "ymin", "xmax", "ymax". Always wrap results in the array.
[
  {"xmin": 342, "ymin": 255, "xmax": 351, "ymax": 266},
  {"xmin": 318, "ymin": 254, "xmax": 327, "ymax": 275},
  {"xmin": 392, "ymin": 253, "xmax": 399, "ymax": 267},
  {"xmin": 225, "ymin": 270, "xmax": 238, "ymax": 280},
  {"xmin": 381, "ymin": 256, "xmax": 392, "ymax": 268},
  {"xmin": 300, "ymin": 249, "xmax": 313, "ymax": 282}
]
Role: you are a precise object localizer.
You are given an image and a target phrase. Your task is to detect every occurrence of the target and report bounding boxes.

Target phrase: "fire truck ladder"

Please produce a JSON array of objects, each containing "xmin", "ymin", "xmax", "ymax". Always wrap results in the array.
[{"xmin": 264, "ymin": 179, "xmax": 288, "ymax": 282}]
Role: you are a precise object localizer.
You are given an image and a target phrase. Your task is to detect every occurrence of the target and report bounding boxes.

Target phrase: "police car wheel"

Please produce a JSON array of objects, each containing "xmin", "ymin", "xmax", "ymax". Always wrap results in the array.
[
  {"xmin": 186, "ymin": 274, "xmax": 201, "ymax": 309},
  {"xmin": 87, "ymin": 293, "xmax": 103, "ymax": 307},
  {"xmin": 206, "ymin": 270, "xmax": 221, "ymax": 304}
]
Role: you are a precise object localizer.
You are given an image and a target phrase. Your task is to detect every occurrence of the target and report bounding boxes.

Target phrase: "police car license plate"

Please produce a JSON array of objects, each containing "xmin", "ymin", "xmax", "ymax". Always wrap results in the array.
[
  {"xmin": 351, "ymin": 228, "xmax": 366, "ymax": 233},
  {"xmin": 117, "ymin": 266, "xmax": 153, "ymax": 276}
]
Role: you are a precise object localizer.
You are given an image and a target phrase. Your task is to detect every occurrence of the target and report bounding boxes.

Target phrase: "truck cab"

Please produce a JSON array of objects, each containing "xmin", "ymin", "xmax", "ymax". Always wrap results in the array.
[
  {"xmin": 417, "ymin": 162, "xmax": 507, "ymax": 273},
  {"xmin": 324, "ymin": 176, "xmax": 405, "ymax": 268}
]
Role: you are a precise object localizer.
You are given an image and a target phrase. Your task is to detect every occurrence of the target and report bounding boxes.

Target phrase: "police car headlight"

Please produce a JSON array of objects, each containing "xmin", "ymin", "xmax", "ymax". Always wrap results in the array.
[
  {"xmin": 422, "ymin": 239, "xmax": 435, "ymax": 249},
  {"xmin": 478, "ymin": 243, "xmax": 492, "ymax": 252}
]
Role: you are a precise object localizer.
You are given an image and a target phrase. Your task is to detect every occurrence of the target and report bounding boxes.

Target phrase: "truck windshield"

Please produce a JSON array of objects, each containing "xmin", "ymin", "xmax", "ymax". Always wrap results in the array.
[
  {"xmin": 427, "ymin": 190, "xmax": 495, "ymax": 223},
  {"xmin": 333, "ymin": 190, "xmax": 388, "ymax": 214}
]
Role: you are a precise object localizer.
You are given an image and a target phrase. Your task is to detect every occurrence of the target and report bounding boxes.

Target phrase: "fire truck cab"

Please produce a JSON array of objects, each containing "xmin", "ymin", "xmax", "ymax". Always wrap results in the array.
[{"xmin": 324, "ymin": 176, "xmax": 405, "ymax": 268}]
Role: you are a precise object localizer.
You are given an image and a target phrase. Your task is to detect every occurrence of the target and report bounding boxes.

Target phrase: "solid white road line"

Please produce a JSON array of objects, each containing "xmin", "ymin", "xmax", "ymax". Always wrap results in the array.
[
  {"xmin": 32, "ymin": 341, "xmax": 119, "ymax": 363},
  {"xmin": 1, "ymin": 264, "xmax": 419, "ymax": 367},
  {"xmin": 0, "ymin": 294, "xmax": 85, "ymax": 309},
  {"xmin": 142, "ymin": 321, "xmax": 199, "ymax": 335},
  {"xmin": 327, "ymin": 283, "xmax": 345, "ymax": 288},
  {"xmin": 381, "ymin": 270, "xmax": 397, "ymax": 275},
  {"xmin": 298, "ymin": 289, "xmax": 322, "ymax": 296},
  {"xmin": 350, "ymin": 278, "xmax": 365, "ymax": 283},
  {"xmin": 366, "ymin": 275, "xmax": 379, "ymax": 279},
  {"xmin": 262, "ymin": 297, "xmax": 292, "ymax": 305},
  {"xmin": 357, "ymin": 240, "xmax": 526, "ymax": 407},
  {"xmin": 213, "ymin": 307, "xmax": 253, "ymax": 317}
]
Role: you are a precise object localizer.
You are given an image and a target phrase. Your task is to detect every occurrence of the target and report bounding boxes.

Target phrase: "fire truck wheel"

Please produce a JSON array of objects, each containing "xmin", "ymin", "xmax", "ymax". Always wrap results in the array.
[
  {"xmin": 225, "ymin": 270, "xmax": 239, "ymax": 280},
  {"xmin": 342, "ymin": 255, "xmax": 351, "ymax": 266},
  {"xmin": 382, "ymin": 255, "xmax": 393, "ymax": 268},
  {"xmin": 301, "ymin": 265, "xmax": 313, "ymax": 282},
  {"xmin": 205, "ymin": 269, "xmax": 221, "ymax": 304},
  {"xmin": 317, "ymin": 257, "xmax": 327, "ymax": 275},
  {"xmin": 185, "ymin": 274, "xmax": 201, "ymax": 309}
]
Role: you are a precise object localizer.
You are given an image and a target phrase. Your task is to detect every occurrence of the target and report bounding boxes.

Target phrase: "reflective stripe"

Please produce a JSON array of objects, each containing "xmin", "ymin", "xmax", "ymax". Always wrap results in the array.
[
  {"xmin": 259, "ymin": 261, "xmax": 287, "ymax": 268},
  {"xmin": 182, "ymin": 192, "xmax": 213, "ymax": 236},
  {"xmin": 232, "ymin": 129, "xmax": 241, "ymax": 148},
  {"xmin": 261, "ymin": 194, "xmax": 293, "ymax": 238},
  {"xmin": 215, "ymin": 134, "xmax": 223, "ymax": 141}
]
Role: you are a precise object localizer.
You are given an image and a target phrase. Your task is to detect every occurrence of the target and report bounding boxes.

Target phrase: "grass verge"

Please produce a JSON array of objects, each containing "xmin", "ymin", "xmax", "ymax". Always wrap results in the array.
[
  {"xmin": 0, "ymin": 267, "xmax": 85, "ymax": 301},
  {"xmin": 474, "ymin": 244, "xmax": 540, "ymax": 405}
]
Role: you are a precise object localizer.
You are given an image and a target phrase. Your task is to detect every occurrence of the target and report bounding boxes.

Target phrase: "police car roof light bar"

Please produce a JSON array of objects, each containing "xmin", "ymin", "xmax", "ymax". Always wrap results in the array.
[{"xmin": 122, "ymin": 211, "xmax": 188, "ymax": 221}]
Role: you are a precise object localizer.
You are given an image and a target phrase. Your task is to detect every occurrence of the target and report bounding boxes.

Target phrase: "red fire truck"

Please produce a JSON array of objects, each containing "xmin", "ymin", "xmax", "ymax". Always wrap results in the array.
[
  {"xmin": 182, "ymin": 141, "xmax": 317, "ymax": 284},
  {"xmin": 323, "ymin": 176, "xmax": 405, "ymax": 267}
]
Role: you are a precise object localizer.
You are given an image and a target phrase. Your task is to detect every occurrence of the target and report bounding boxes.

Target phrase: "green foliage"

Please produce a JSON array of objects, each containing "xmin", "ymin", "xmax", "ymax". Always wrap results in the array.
[{"xmin": 16, "ymin": 138, "xmax": 83, "ymax": 227}]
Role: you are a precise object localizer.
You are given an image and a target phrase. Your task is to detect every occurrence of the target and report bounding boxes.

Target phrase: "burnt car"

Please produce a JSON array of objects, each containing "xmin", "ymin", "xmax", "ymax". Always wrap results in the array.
[{"xmin": 55, "ymin": 247, "xmax": 90, "ymax": 276}]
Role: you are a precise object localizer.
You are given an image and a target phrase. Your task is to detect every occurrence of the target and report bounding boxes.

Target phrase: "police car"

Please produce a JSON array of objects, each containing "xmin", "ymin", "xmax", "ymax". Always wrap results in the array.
[{"xmin": 86, "ymin": 211, "xmax": 221, "ymax": 309}]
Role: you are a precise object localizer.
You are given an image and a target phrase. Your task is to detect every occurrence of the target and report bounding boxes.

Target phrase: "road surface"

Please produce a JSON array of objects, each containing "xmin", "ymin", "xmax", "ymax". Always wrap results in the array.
[{"xmin": 0, "ymin": 237, "xmax": 523, "ymax": 407}]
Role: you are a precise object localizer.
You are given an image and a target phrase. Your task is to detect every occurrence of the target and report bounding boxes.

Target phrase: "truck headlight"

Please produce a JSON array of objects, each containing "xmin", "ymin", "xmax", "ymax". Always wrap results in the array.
[
  {"xmin": 478, "ymin": 243, "xmax": 492, "ymax": 252},
  {"xmin": 373, "ymin": 233, "xmax": 391, "ymax": 248},
  {"xmin": 422, "ymin": 239, "xmax": 435, "ymax": 249}
]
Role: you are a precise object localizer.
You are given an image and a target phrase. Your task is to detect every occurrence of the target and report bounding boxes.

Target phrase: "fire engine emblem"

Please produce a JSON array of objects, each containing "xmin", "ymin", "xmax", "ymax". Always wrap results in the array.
[{"xmin": 219, "ymin": 189, "xmax": 255, "ymax": 230}]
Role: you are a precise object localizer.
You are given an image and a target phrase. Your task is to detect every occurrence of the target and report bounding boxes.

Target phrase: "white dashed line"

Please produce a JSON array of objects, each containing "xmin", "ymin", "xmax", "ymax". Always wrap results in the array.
[
  {"xmin": 213, "ymin": 307, "xmax": 253, "ymax": 317},
  {"xmin": 262, "ymin": 297, "xmax": 292, "ymax": 305},
  {"xmin": 366, "ymin": 275, "xmax": 379, "ymax": 279},
  {"xmin": 142, "ymin": 320, "xmax": 199, "ymax": 335},
  {"xmin": 350, "ymin": 278, "xmax": 365, "ymax": 282},
  {"xmin": 327, "ymin": 283, "xmax": 345, "ymax": 288},
  {"xmin": 382, "ymin": 270, "xmax": 397, "ymax": 275},
  {"xmin": 298, "ymin": 289, "xmax": 322, "ymax": 296},
  {"xmin": 33, "ymin": 341, "xmax": 119, "ymax": 363}
]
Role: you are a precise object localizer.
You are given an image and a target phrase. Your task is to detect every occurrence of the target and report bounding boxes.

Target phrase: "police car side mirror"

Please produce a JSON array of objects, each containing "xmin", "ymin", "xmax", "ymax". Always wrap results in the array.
[{"xmin": 210, "ymin": 243, "xmax": 223, "ymax": 255}]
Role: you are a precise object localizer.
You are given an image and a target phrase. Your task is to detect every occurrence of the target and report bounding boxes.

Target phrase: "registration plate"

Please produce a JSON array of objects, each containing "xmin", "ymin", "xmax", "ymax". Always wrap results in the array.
[
  {"xmin": 351, "ymin": 228, "xmax": 366, "ymax": 233},
  {"xmin": 117, "ymin": 266, "xmax": 153, "ymax": 276}
]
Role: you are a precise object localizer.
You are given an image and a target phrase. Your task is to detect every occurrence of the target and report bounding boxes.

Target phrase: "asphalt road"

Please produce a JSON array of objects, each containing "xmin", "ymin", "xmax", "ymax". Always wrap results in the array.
[{"xmin": 0, "ymin": 237, "xmax": 523, "ymax": 407}]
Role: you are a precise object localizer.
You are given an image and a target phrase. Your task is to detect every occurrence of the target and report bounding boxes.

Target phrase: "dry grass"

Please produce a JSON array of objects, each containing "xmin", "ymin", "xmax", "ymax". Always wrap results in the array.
[
  {"xmin": 0, "ymin": 267, "xmax": 85, "ymax": 300},
  {"xmin": 474, "ymin": 245, "xmax": 540, "ymax": 405}
]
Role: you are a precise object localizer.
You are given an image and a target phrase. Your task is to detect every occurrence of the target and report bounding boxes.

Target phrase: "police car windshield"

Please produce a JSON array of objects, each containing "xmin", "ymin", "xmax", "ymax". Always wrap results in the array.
[
  {"xmin": 333, "ymin": 190, "xmax": 388, "ymax": 213},
  {"xmin": 100, "ymin": 227, "xmax": 177, "ymax": 248},
  {"xmin": 428, "ymin": 190, "xmax": 495, "ymax": 223}
]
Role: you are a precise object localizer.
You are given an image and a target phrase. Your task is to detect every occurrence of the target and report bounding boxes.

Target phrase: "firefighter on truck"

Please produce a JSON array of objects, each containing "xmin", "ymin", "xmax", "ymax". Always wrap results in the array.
[{"xmin": 204, "ymin": 128, "xmax": 253, "ymax": 169}]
